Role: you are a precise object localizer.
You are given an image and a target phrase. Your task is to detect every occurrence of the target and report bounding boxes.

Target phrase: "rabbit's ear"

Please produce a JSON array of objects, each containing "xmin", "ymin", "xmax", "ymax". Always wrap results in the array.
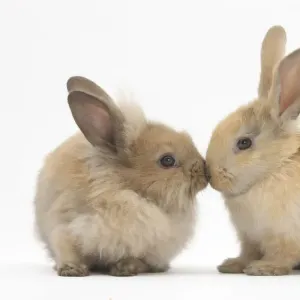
[
  {"xmin": 258, "ymin": 26, "xmax": 286, "ymax": 98},
  {"xmin": 67, "ymin": 76, "xmax": 112, "ymax": 101},
  {"xmin": 269, "ymin": 48, "xmax": 300, "ymax": 121},
  {"xmin": 68, "ymin": 86, "xmax": 125, "ymax": 150},
  {"xmin": 68, "ymin": 91, "xmax": 114, "ymax": 147}
]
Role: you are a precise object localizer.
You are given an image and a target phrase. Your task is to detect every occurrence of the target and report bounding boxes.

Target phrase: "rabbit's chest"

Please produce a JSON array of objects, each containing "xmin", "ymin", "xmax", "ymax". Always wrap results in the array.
[
  {"xmin": 151, "ymin": 209, "xmax": 196, "ymax": 260},
  {"xmin": 227, "ymin": 198, "xmax": 267, "ymax": 241},
  {"xmin": 169, "ymin": 211, "xmax": 196, "ymax": 244},
  {"xmin": 226, "ymin": 185, "xmax": 300, "ymax": 242}
]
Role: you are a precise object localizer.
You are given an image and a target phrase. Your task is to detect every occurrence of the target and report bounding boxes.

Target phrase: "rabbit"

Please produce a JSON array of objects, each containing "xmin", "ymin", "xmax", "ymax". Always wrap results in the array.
[
  {"xmin": 206, "ymin": 25, "xmax": 300, "ymax": 276},
  {"xmin": 34, "ymin": 76, "xmax": 208, "ymax": 277}
]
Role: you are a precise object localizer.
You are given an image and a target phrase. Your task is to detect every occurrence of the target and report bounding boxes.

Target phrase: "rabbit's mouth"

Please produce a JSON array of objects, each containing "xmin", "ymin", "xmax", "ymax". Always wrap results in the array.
[
  {"xmin": 188, "ymin": 177, "xmax": 208, "ymax": 197},
  {"xmin": 223, "ymin": 186, "xmax": 252, "ymax": 198},
  {"xmin": 207, "ymin": 166, "xmax": 234, "ymax": 193},
  {"xmin": 187, "ymin": 160, "xmax": 209, "ymax": 195},
  {"xmin": 208, "ymin": 165, "xmax": 262, "ymax": 197}
]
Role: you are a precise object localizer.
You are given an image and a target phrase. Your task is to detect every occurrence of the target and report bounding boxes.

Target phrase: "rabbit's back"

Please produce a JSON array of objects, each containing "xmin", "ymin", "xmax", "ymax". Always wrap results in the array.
[{"xmin": 34, "ymin": 133, "xmax": 96, "ymax": 241}]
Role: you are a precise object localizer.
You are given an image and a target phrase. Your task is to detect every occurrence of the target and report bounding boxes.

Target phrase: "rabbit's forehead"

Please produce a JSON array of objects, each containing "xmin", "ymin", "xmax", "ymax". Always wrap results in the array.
[
  {"xmin": 212, "ymin": 112, "xmax": 244, "ymax": 142},
  {"xmin": 212, "ymin": 101, "xmax": 270, "ymax": 141},
  {"xmin": 133, "ymin": 124, "xmax": 200, "ymax": 158}
]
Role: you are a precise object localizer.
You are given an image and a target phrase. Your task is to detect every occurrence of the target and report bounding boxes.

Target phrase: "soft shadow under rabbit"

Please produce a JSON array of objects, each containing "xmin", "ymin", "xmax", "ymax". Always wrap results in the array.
[{"xmin": 34, "ymin": 76, "xmax": 208, "ymax": 277}]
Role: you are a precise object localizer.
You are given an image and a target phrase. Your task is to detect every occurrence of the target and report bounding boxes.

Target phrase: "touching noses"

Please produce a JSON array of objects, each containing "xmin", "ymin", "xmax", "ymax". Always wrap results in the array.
[
  {"xmin": 189, "ymin": 158, "xmax": 211, "ymax": 182},
  {"xmin": 203, "ymin": 161, "xmax": 211, "ymax": 182}
]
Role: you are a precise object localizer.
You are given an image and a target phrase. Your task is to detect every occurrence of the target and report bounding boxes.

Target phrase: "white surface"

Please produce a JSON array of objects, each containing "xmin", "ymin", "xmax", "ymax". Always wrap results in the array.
[
  {"xmin": 1, "ymin": 0, "xmax": 300, "ymax": 299},
  {"xmin": 1, "ymin": 263, "xmax": 300, "ymax": 300}
]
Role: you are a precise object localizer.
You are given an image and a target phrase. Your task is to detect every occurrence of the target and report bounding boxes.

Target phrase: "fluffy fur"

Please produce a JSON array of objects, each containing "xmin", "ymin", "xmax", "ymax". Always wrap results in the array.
[
  {"xmin": 206, "ymin": 25, "xmax": 300, "ymax": 276},
  {"xmin": 34, "ymin": 76, "xmax": 208, "ymax": 277}
]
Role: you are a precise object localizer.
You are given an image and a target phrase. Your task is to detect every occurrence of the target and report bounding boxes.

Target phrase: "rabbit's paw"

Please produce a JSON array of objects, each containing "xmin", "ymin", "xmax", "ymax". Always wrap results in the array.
[
  {"xmin": 218, "ymin": 258, "xmax": 246, "ymax": 274},
  {"xmin": 57, "ymin": 263, "xmax": 89, "ymax": 277},
  {"xmin": 149, "ymin": 264, "xmax": 169, "ymax": 273},
  {"xmin": 243, "ymin": 261, "xmax": 290, "ymax": 276},
  {"xmin": 109, "ymin": 257, "xmax": 149, "ymax": 277}
]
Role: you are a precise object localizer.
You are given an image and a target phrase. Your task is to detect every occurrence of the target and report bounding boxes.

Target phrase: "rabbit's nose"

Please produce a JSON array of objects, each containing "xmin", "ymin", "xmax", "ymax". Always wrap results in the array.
[
  {"xmin": 204, "ymin": 162, "xmax": 211, "ymax": 182},
  {"xmin": 188, "ymin": 158, "xmax": 207, "ymax": 179}
]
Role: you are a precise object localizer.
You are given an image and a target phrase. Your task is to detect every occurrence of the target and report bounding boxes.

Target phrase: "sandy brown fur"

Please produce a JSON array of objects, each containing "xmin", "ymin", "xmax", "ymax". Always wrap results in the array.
[
  {"xmin": 207, "ymin": 25, "xmax": 300, "ymax": 276},
  {"xmin": 34, "ymin": 76, "xmax": 207, "ymax": 276}
]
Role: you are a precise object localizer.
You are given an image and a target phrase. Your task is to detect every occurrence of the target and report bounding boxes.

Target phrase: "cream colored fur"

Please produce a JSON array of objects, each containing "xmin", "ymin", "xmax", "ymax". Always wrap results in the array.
[
  {"xmin": 206, "ymin": 26, "xmax": 300, "ymax": 276},
  {"xmin": 34, "ymin": 76, "xmax": 207, "ymax": 276}
]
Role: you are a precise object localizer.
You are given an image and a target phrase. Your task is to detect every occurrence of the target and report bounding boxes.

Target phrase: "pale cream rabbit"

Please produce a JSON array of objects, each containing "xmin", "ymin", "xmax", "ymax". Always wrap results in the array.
[
  {"xmin": 206, "ymin": 25, "xmax": 300, "ymax": 276},
  {"xmin": 34, "ymin": 76, "xmax": 208, "ymax": 276}
]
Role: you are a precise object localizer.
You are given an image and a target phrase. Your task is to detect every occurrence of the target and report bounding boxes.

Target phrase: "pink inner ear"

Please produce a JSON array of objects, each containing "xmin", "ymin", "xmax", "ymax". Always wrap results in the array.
[
  {"xmin": 279, "ymin": 50, "xmax": 300, "ymax": 115},
  {"xmin": 86, "ymin": 102, "xmax": 113, "ymax": 143},
  {"xmin": 68, "ymin": 91, "xmax": 115, "ymax": 146}
]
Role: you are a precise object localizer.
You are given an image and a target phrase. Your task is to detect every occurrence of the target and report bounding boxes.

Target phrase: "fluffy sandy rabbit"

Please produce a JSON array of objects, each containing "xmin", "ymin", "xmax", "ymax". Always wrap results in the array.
[
  {"xmin": 34, "ymin": 76, "xmax": 208, "ymax": 277},
  {"xmin": 206, "ymin": 25, "xmax": 300, "ymax": 276}
]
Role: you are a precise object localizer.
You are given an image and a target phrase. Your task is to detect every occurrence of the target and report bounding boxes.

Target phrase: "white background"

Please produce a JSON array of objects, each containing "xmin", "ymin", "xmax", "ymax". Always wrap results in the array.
[{"xmin": 1, "ymin": 0, "xmax": 300, "ymax": 299}]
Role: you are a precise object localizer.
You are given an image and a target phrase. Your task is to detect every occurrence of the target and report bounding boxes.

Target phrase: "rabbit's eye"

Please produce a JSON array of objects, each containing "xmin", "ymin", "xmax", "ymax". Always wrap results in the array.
[
  {"xmin": 159, "ymin": 154, "xmax": 177, "ymax": 168},
  {"xmin": 237, "ymin": 137, "xmax": 252, "ymax": 150}
]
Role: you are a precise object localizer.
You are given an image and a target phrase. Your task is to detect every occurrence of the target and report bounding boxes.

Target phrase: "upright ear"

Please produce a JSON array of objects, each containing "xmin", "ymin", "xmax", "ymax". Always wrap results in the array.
[
  {"xmin": 67, "ymin": 76, "xmax": 112, "ymax": 101},
  {"xmin": 258, "ymin": 26, "xmax": 286, "ymax": 98},
  {"xmin": 269, "ymin": 48, "xmax": 300, "ymax": 121},
  {"xmin": 67, "ymin": 77, "xmax": 125, "ymax": 150}
]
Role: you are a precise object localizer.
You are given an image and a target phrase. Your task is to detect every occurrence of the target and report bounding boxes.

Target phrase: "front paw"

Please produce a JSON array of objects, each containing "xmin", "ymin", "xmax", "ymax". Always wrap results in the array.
[
  {"xmin": 57, "ymin": 263, "xmax": 89, "ymax": 277},
  {"xmin": 149, "ymin": 264, "xmax": 169, "ymax": 273},
  {"xmin": 217, "ymin": 258, "xmax": 246, "ymax": 274},
  {"xmin": 243, "ymin": 261, "xmax": 291, "ymax": 276},
  {"xmin": 109, "ymin": 258, "xmax": 149, "ymax": 277}
]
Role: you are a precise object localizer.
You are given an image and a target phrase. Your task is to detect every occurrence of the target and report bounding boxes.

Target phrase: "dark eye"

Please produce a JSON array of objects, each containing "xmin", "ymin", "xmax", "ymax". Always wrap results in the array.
[
  {"xmin": 236, "ymin": 137, "xmax": 252, "ymax": 150},
  {"xmin": 159, "ymin": 154, "xmax": 177, "ymax": 168}
]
